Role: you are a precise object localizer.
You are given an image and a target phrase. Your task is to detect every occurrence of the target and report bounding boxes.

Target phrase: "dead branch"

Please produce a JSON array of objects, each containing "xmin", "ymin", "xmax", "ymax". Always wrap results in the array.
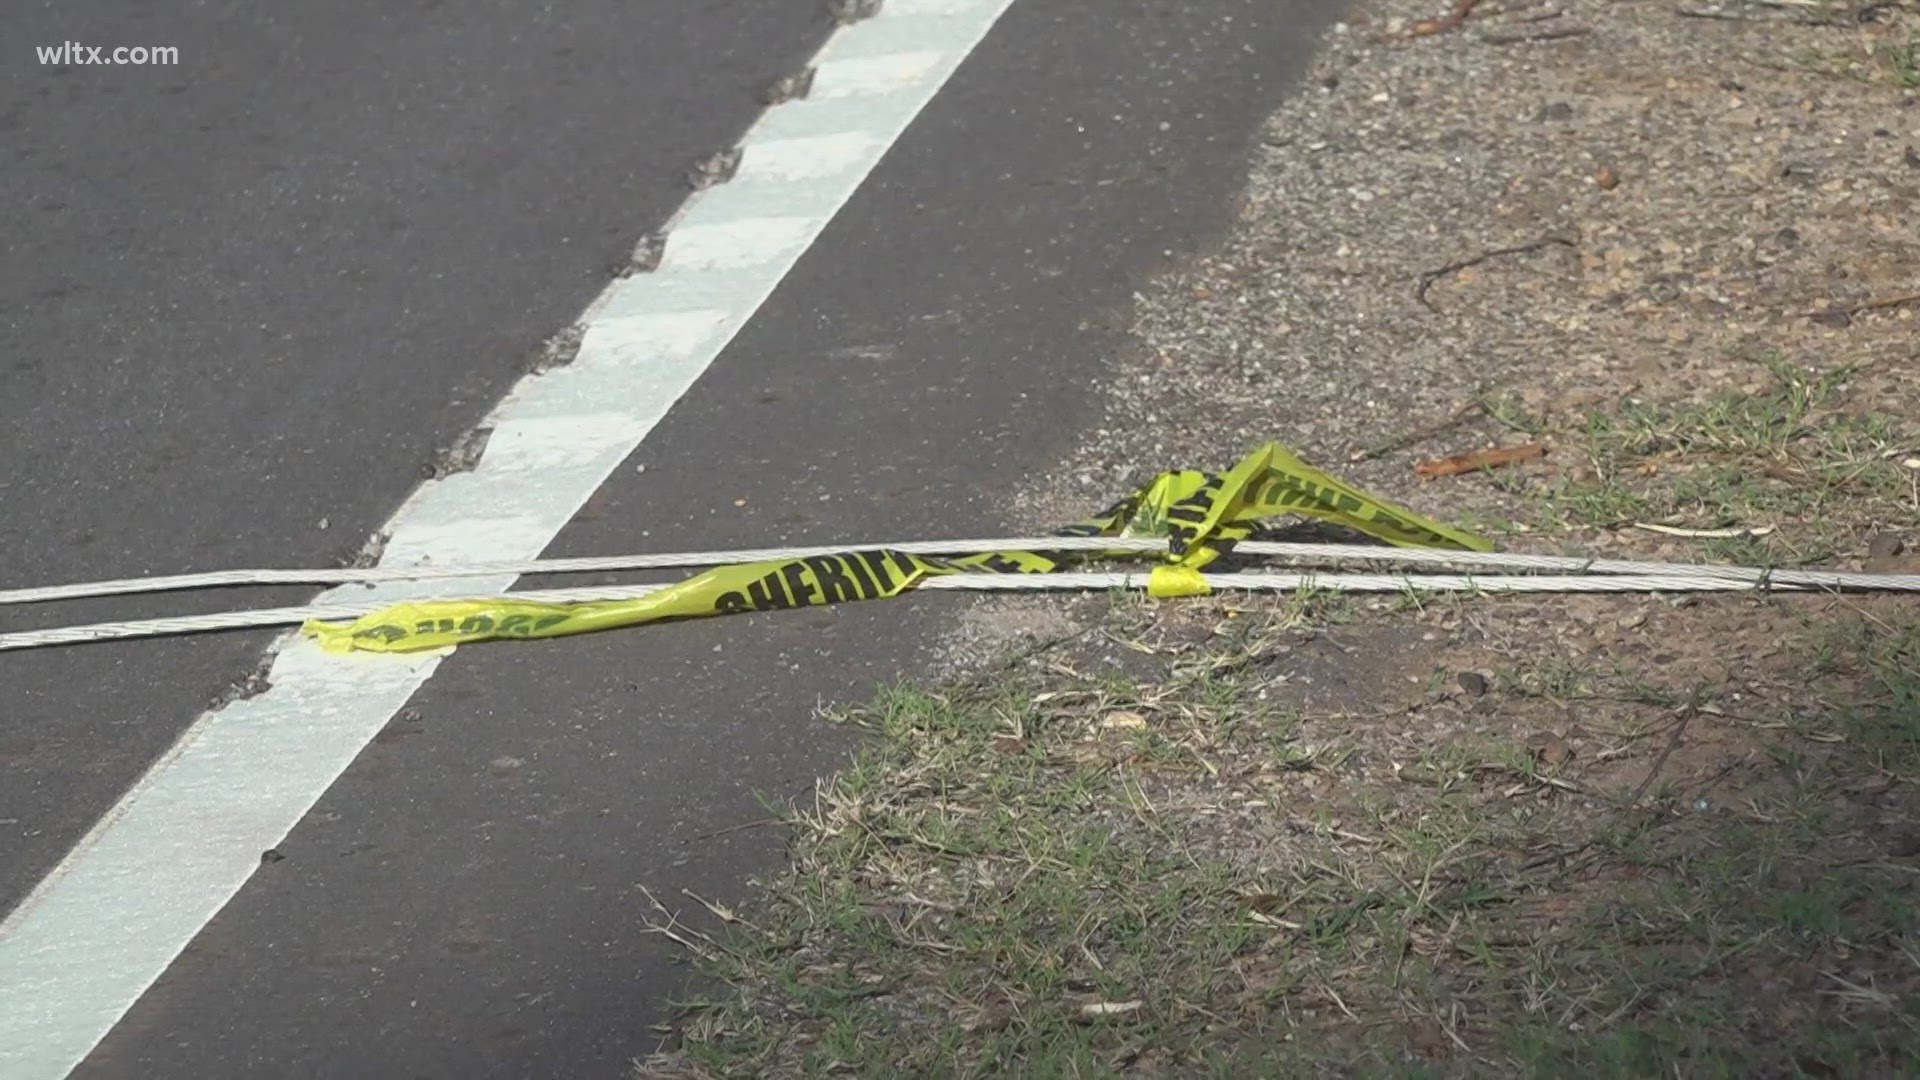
[{"xmin": 1415, "ymin": 236, "xmax": 1576, "ymax": 312}]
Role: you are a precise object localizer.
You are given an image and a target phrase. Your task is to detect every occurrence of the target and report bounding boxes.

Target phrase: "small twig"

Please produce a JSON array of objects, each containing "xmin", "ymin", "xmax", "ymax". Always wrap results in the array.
[
  {"xmin": 1674, "ymin": 0, "xmax": 1831, "ymax": 20},
  {"xmin": 1416, "ymin": 236, "xmax": 1575, "ymax": 312},
  {"xmin": 1795, "ymin": 292, "xmax": 1920, "ymax": 320},
  {"xmin": 1441, "ymin": 1001, "xmax": 1473, "ymax": 1053},
  {"xmin": 638, "ymin": 885, "xmax": 729, "ymax": 961},
  {"xmin": 1412, "ymin": 0, "xmax": 1486, "ymax": 35},
  {"xmin": 1628, "ymin": 711, "xmax": 1695, "ymax": 806},
  {"xmin": 1350, "ymin": 400, "xmax": 1488, "ymax": 462},
  {"xmin": 1482, "ymin": 25, "xmax": 1592, "ymax": 43},
  {"xmin": 1322, "ymin": 982, "xmax": 1361, "ymax": 1022},
  {"xmin": 1633, "ymin": 522, "xmax": 1775, "ymax": 539},
  {"xmin": 961, "ymin": 623, "xmax": 1101, "ymax": 690},
  {"xmin": 1674, "ymin": 5, "xmax": 1756, "ymax": 19},
  {"xmin": 681, "ymin": 887, "xmax": 761, "ymax": 932}
]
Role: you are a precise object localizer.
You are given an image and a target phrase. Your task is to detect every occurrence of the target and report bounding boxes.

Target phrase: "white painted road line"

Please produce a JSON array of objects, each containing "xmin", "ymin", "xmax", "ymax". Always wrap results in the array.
[{"xmin": 0, "ymin": 2, "xmax": 1017, "ymax": 1075}]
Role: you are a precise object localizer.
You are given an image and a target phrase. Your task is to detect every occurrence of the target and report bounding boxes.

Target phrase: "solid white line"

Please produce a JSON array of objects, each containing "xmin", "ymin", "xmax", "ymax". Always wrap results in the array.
[{"xmin": 0, "ymin": 2, "xmax": 1018, "ymax": 1075}]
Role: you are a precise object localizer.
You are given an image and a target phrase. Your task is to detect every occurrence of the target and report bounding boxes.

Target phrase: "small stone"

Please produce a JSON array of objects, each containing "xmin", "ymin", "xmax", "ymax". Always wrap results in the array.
[
  {"xmin": 1866, "ymin": 532, "xmax": 1911, "ymax": 573},
  {"xmin": 1526, "ymin": 732, "xmax": 1572, "ymax": 767},
  {"xmin": 1868, "ymin": 533, "xmax": 1906, "ymax": 560},
  {"xmin": 1457, "ymin": 671, "xmax": 1490, "ymax": 697},
  {"xmin": 261, "ymin": 849, "xmax": 286, "ymax": 864},
  {"xmin": 1905, "ymin": 146, "xmax": 1920, "ymax": 169},
  {"xmin": 1810, "ymin": 309, "xmax": 1853, "ymax": 328},
  {"xmin": 1595, "ymin": 165, "xmax": 1620, "ymax": 190},
  {"xmin": 1535, "ymin": 102, "xmax": 1574, "ymax": 121}
]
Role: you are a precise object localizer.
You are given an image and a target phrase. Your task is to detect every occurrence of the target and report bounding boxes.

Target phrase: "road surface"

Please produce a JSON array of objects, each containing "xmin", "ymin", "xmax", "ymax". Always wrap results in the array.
[{"xmin": 1, "ymin": 1, "xmax": 1338, "ymax": 1074}]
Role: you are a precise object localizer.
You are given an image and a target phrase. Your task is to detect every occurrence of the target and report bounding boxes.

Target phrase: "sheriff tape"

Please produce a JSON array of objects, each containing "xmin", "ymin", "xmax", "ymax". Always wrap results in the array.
[
  {"xmin": 306, "ymin": 549, "xmax": 955, "ymax": 654},
  {"xmin": 1042, "ymin": 443, "xmax": 1489, "ymax": 568},
  {"xmin": 305, "ymin": 442, "xmax": 1490, "ymax": 654},
  {"xmin": 1203, "ymin": 442, "xmax": 1492, "ymax": 554}
]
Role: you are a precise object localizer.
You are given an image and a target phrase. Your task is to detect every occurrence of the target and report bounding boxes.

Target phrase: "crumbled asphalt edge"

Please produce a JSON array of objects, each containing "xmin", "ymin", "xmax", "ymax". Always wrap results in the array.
[{"xmin": 424, "ymin": 424, "xmax": 493, "ymax": 480}]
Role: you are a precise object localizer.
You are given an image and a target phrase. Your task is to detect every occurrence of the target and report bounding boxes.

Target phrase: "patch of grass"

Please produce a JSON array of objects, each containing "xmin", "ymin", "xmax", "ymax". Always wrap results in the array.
[
  {"xmin": 1804, "ymin": 609, "xmax": 1920, "ymax": 775},
  {"xmin": 1796, "ymin": 29, "xmax": 1920, "ymax": 89},
  {"xmin": 648, "ymin": 651, "xmax": 1313, "ymax": 1078},
  {"xmin": 1526, "ymin": 362, "xmax": 1912, "ymax": 557},
  {"xmin": 641, "ymin": 602, "xmax": 1920, "ymax": 1078}
]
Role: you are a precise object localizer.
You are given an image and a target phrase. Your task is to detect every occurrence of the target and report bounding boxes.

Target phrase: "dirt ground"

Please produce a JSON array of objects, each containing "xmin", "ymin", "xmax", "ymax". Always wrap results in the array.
[{"xmin": 642, "ymin": 1, "xmax": 1920, "ymax": 1075}]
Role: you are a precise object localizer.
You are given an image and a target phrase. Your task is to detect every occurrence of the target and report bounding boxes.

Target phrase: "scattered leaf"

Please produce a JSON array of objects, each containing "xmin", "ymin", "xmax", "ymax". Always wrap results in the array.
[{"xmin": 1101, "ymin": 710, "xmax": 1149, "ymax": 731}]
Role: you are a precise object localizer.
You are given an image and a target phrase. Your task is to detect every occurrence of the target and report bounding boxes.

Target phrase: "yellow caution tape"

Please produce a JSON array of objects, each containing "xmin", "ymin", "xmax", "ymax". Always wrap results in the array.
[
  {"xmin": 1146, "ymin": 565, "xmax": 1210, "ymax": 599},
  {"xmin": 1047, "ymin": 442, "xmax": 1490, "ymax": 568},
  {"xmin": 306, "ymin": 442, "xmax": 1488, "ymax": 654},
  {"xmin": 306, "ymin": 549, "xmax": 954, "ymax": 654}
]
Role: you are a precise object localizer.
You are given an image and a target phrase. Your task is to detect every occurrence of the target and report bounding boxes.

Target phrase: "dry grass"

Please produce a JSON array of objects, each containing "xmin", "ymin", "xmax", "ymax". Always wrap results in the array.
[
  {"xmin": 1471, "ymin": 356, "xmax": 1918, "ymax": 563},
  {"xmin": 638, "ymin": 591, "xmax": 1920, "ymax": 1078}
]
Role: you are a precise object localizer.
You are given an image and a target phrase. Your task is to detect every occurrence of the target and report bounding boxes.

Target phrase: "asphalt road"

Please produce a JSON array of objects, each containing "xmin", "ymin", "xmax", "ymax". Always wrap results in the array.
[{"xmin": 2, "ymin": 2, "xmax": 1339, "ymax": 1075}]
